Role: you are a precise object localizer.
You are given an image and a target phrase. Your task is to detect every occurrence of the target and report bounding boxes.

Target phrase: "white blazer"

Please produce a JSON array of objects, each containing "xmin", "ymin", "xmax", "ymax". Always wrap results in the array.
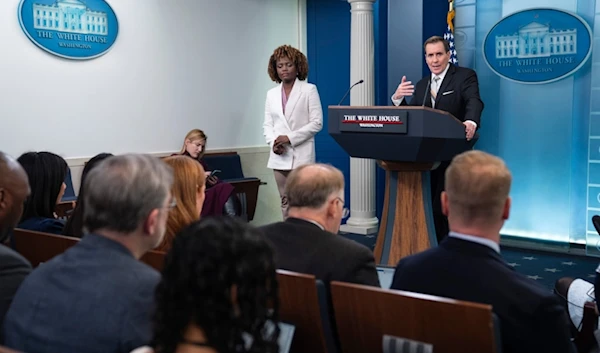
[{"xmin": 263, "ymin": 78, "xmax": 323, "ymax": 170}]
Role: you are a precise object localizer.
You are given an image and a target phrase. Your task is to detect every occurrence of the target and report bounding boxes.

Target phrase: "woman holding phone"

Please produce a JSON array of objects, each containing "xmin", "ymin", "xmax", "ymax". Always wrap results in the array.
[
  {"xmin": 263, "ymin": 45, "xmax": 323, "ymax": 217},
  {"xmin": 177, "ymin": 129, "xmax": 240, "ymax": 217}
]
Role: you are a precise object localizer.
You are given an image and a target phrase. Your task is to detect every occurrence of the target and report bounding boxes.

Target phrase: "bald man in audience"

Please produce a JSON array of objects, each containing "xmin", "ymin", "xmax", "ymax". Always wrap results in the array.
[
  {"xmin": 0, "ymin": 152, "xmax": 31, "ymax": 340},
  {"xmin": 390, "ymin": 151, "xmax": 575, "ymax": 353},
  {"xmin": 260, "ymin": 163, "xmax": 379, "ymax": 287},
  {"xmin": 3, "ymin": 154, "xmax": 173, "ymax": 353}
]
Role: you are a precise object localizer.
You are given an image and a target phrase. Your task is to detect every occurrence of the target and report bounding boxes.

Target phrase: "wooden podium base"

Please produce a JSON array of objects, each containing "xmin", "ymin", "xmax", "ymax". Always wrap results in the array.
[{"xmin": 373, "ymin": 161, "xmax": 438, "ymax": 266}]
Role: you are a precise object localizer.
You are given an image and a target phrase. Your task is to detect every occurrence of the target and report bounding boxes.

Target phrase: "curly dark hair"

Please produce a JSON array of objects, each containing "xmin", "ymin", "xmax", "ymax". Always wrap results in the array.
[
  {"xmin": 152, "ymin": 217, "xmax": 280, "ymax": 353},
  {"xmin": 268, "ymin": 45, "xmax": 309, "ymax": 83}
]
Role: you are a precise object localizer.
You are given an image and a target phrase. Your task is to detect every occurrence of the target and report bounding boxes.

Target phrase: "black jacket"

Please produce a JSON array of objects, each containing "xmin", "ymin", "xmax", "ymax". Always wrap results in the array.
[
  {"xmin": 260, "ymin": 218, "xmax": 380, "ymax": 287},
  {"xmin": 391, "ymin": 236, "xmax": 575, "ymax": 353}
]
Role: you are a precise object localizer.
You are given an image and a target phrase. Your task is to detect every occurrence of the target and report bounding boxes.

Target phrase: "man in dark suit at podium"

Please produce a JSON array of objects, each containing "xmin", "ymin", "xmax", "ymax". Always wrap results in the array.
[
  {"xmin": 260, "ymin": 163, "xmax": 380, "ymax": 287},
  {"xmin": 391, "ymin": 36, "xmax": 484, "ymax": 242},
  {"xmin": 390, "ymin": 151, "xmax": 575, "ymax": 353}
]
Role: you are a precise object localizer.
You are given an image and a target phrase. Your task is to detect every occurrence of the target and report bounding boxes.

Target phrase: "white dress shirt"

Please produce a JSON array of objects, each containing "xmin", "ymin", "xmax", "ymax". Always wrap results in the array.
[
  {"xmin": 448, "ymin": 231, "xmax": 500, "ymax": 254},
  {"xmin": 304, "ymin": 219, "xmax": 325, "ymax": 230}
]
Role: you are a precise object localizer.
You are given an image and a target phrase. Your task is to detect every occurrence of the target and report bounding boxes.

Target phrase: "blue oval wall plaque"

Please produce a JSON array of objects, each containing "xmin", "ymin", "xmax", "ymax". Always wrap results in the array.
[
  {"xmin": 18, "ymin": 0, "xmax": 119, "ymax": 60},
  {"xmin": 483, "ymin": 8, "xmax": 592, "ymax": 84}
]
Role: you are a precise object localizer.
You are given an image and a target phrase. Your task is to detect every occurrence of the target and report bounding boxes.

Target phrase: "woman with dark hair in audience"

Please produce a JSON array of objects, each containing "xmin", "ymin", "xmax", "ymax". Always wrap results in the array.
[
  {"xmin": 155, "ymin": 155, "xmax": 206, "ymax": 252},
  {"xmin": 176, "ymin": 129, "xmax": 240, "ymax": 217},
  {"xmin": 133, "ymin": 217, "xmax": 280, "ymax": 353},
  {"xmin": 62, "ymin": 153, "xmax": 113, "ymax": 238},
  {"xmin": 17, "ymin": 151, "xmax": 68, "ymax": 234}
]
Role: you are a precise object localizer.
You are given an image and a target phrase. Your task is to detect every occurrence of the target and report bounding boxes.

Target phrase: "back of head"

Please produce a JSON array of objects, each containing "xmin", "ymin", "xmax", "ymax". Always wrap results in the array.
[
  {"xmin": 17, "ymin": 151, "xmax": 67, "ymax": 221},
  {"xmin": 445, "ymin": 150, "xmax": 512, "ymax": 225},
  {"xmin": 63, "ymin": 153, "xmax": 113, "ymax": 237},
  {"xmin": 82, "ymin": 153, "xmax": 114, "ymax": 182},
  {"xmin": 153, "ymin": 217, "xmax": 279, "ymax": 353},
  {"xmin": 285, "ymin": 163, "xmax": 344, "ymax": 209},
  {"xmin": 0, "ymin": 152, "xmax": 30, "ymax": 243},
  {"xmin": 158, "ymin": 155, "xmax": 206, "ymax": 250},
  {"xmin": 83, "ymin": 154, "xmax": 173, "ymax": 235}
]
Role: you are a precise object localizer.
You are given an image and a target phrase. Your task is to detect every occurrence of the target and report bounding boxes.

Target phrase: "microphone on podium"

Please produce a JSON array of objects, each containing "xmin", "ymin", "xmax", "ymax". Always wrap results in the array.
[
  {"xmin": 337, "ymin": 79, "xmax": 364, "ymax": 105},
  {"xmin": 422, "ymin": 78, "xmax": 431, "ymax": 107}
]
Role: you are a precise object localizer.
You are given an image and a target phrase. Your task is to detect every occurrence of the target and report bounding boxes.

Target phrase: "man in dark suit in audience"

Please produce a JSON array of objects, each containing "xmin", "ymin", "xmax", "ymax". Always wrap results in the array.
[
  {"xmin": 3, "ymin": 154, "xmax": 174, "ymax": 353},
  {"xmin": 390, "ymin": 151, "xmax": 575, "ymax": 353},
  {"xmin": 0, "ymin": 152, "xmax": 31, "ymax": 340},
  {"xmin": 260, "ymin": 163, "xmax": 379, "ymax": 287}
]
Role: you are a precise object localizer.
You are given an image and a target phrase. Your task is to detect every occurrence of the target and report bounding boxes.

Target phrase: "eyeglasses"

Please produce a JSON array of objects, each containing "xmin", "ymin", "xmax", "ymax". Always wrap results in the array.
[
  {"xmin": 336, "ymin": 197, "xmax": 350, "ymax": 219},
  {"xmin": 163, "ymin": 198, "xmax": 177, "ymax": 210}
]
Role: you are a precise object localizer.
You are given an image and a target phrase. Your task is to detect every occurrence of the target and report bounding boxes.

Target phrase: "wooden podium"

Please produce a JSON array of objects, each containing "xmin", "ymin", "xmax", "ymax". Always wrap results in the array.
[{"xmin": 328, "ymin": 106, "xmax": 477, "ymax": 265}]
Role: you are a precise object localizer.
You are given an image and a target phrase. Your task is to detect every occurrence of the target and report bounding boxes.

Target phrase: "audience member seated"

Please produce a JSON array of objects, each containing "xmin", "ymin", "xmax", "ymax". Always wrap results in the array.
[
  {"xmin": 16, "ymin": 152, "xmax": 68, "ymax": 234},
  {"xmin": 3, "ymin": 154, "xmax": 174, "ymax": 353},
  {"xmin": 0, "ymin": 152, "xmax": 31, "ymax": 339},
  {"xmin": 390, "ymin": 150, "xmax": 575, "ymax": 353},
  {"xmin": 554, "ymin": 215, "xmax": 600, "ymax": 338},
  {"xmin": 132, "ymin": 217, "xmax": 280, "ymax": 353},
  {"xmin": 155, "ymin": 155, "xmax": 206, "ymax": 251},
  {"xmin": 176, "ymin": 129, "xmax": 239, "ymax": 217},
  {"xmin": 260, "ymin": 163, "xmax": 380, "ymax": 287},
  {"xmin": 62, "ymin": 153, "xmax": 113, "ymax": 238},
  {"xmin": 554, "ymin": 277, "xmax": 595, "ymax": 338}
]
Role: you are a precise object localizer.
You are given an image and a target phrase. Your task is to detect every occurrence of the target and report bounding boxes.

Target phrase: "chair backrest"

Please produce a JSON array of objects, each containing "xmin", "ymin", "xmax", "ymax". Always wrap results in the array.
[
  {"xmin": 383, "ymin": 335, "xmax": 433, "ymax": 353},
  {"xmin": 13, "ymin": 228, "xmax": 166, "ymax": 272},
  {"xmin": 491, "ymin": 313, "xmax": 503, "ymax": 353},
  {"xmin": 330, "ymin": 281, "xmax": 498, "ymax": 353},
  {"xmin": 203, "ymin": 152, "xmax": 245, "ymax": 180},
  {"xmin": 13, "ymin": 228, "xmax": 78, "ymax": 267},
  {"xmin": 276, "ymin": 270, "xmax": 331, "ymax": 353},
  {"xmin": 61, "ymin": 167, "xmax": 77, "ymax": 202},
  {"xmin": 574, "ymin": 301, "xmax": 599, "ymax": 353},
  {"xmin": 55, "ymin": 200, "xmax": 76, "ymax": 220},
  {"xmin": 140, "ymin": 250, "xmax": 166, "ymax": 272},
  {"xmin": 316, "ymin": 280, "xmax": 340, "ymax": 353}
]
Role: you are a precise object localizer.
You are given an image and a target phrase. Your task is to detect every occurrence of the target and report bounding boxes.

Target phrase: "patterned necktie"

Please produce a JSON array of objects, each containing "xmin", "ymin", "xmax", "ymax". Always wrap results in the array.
[
  {"xmin": 429, "ymin": 76, "xmax": 440, "ymax": 107},
  {"xmin": 431, "ymin": 76, "xmax": 441, "ymax": 107}
]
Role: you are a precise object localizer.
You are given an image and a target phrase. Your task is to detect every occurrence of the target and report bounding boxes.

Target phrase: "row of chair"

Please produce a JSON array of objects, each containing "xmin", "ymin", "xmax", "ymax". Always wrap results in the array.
[
  {"xmin": 58, "ymin": 151, "xmax": 264, "ymax": 221},
  {"xmin": 12, "ymin": 229, "xmax": 165, "ymax": 270},
  {"xmin": 11, "ymin": 228, "xmax": 506, "ymax": 353}
]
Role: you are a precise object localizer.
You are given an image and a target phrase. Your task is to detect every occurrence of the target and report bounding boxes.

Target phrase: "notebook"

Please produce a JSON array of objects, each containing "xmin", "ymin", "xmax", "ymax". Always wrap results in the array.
[
  {"xmin": 248, "ymin": 320, "xmax": 295, "ymax": 353},
  {"xmin": 278, "ymin": 322, "xmax": 295, "ymax": 353},
  {"xmin": 377, "ymin": 265, "xmax": 395, "ymax": 289}
]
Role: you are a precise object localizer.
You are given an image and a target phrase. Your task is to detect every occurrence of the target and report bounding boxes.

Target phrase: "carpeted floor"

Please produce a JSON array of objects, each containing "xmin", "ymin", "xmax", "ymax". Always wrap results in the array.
[
  {"xmin": 502, "ymin": 246, "xmax": 599, "ymax": 290},
  {"xmin": 340, "ymin": 233, "xmax": 600, "ymax": 291}
]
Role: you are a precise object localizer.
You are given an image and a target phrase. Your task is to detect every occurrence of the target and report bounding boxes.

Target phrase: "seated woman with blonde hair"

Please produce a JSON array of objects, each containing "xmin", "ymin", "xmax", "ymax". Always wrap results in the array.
[
  {"xmin": 176, "ymin": 129, "xmax": 240, "ymax": 217},
  {"xmin": 156, "ymin": 155, "xmax": 206, "ymax": 252}
]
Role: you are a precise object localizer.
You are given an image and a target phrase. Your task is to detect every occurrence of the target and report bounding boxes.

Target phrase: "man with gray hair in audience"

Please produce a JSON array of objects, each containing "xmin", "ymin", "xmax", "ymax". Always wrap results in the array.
[
  {"xmin": 3, "ymin": 154, "xmax": 174, "ymax": 353},
  {"xmin": 260, "ymin": 163, "xmax": 379, "ymax": 287},
  {"xmin": 0, "ymin": 152, "xmax": 31, "ymax": 339}
]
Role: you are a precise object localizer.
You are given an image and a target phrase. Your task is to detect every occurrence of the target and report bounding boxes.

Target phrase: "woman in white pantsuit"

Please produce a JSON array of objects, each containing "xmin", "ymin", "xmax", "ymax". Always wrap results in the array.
[{"xmin": 263, "ymin": 45, "xmax": 323, "ymax": 217}]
